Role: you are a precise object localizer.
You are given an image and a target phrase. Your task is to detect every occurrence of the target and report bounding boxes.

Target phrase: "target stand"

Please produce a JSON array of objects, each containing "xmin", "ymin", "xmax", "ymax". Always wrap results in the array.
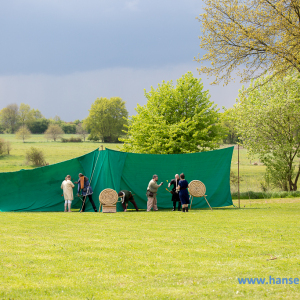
[
  {"xmin": 99, "ymin": 188, "xmax": 118, "ymax": 213},
  {"xmin": 189, "ymin": 180, "xmax": 212, "ymax": 211}
]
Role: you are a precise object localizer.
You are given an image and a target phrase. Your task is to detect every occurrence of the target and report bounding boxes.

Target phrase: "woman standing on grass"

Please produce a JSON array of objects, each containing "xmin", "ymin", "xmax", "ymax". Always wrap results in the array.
[{"xmin": 177, "ymin": 173, "xmax": 190, "ymax": 212}]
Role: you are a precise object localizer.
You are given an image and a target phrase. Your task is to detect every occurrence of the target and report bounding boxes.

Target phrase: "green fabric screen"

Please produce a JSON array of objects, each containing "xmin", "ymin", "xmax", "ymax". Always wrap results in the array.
[{"xmin": 0, "ymin": 147, "xmax": 233, "ymax": 212}]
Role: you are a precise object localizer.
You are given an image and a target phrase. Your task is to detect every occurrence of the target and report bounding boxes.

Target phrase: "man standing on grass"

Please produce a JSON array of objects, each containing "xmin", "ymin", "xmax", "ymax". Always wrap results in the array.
[
  {"xmin": 61, "ymin": 175, "xmax": 75, "ymax": 212},
  {"xmin": 146, "ymin": 174, "xmax": 163, "ymax": 211},
  {"xmin": 168, "ymin": 174, "xmax": 181, "ymax": 211}
]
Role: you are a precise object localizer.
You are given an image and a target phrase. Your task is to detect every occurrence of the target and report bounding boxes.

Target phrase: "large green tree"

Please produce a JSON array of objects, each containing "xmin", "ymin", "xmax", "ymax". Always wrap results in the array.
[
  {"xmin": 196, "ymin": 0, "xmax": 300, "ymax": 85},
  {"xmin": 220, "ymin": 108, "xmax": 239, "ymax": 144},
  {"xmin": 121, "ymin": 72, "xmax": 225, "ymax": 154},
  {"xmin": 235, "ymin": 73, "xmax": 300, "ymax": 191},
  {"xmin": 84, "ymin": 97, "xmax": 128, "ymax": 143}
]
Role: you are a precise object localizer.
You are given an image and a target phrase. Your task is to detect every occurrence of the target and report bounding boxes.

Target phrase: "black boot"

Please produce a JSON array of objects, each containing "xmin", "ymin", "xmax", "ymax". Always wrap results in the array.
[
  {"xmin": 186, "ymin": 207, "xmax": 189, "ymax": 212},
  {"xmin": 182, "ymin": 207, "xmax": 186, "ymax": 212}
]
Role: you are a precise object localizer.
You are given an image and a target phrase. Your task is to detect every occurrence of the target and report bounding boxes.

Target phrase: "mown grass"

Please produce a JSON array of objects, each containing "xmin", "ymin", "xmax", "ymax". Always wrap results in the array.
[{"xmin": 0, "ymin": 199, "xmax": 299, "ymax": 299}]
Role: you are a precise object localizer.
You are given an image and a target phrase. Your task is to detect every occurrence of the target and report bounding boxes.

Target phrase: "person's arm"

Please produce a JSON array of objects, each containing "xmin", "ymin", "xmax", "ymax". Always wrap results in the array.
[{"xmin": 71, "ymin": 181, "xmax": 75, "ymax": 188}]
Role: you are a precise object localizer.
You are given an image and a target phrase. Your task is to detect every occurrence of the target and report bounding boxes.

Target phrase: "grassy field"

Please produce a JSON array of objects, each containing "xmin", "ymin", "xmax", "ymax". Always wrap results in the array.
[
  {"xmin": 0, "ymin": 199, "xmax": 299, "ymax": 299},
  {"xmin": 230, "ymin": 146, "xmax": 265, "ymax": 193},
  {"xmin": 0, "ymin": 134, "xmax": 120, "ymax": 172}
]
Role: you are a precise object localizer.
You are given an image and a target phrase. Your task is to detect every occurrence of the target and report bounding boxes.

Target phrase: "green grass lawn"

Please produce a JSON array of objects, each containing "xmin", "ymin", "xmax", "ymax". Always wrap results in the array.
[{"xmin": 0, "ymin": 199, "xmax": 299, "ymax": 299}]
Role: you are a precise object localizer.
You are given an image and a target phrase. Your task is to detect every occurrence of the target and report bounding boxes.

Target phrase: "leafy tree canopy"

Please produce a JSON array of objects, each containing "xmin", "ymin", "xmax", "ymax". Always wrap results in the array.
[
  {"xmin": 84, "ymin": 97, "xmax": 128, "ymax": 143},
  {"xmin": 196, "ymin": 0, "xmax": 300, "ymax": 84},
  {"xmin": 121, "ymin": 72, "xmax": 225, "ymax": 154},
  {"xmin": 16, "ymin": 126, "xmax": 31, "ymax": 143},
  {"xmin": 44, "ymin": 124, "xmax": 64, "ymax": 141},
  {"xmin": 235, "ymin": 72, "xmax": 300, "ymax": 191}
]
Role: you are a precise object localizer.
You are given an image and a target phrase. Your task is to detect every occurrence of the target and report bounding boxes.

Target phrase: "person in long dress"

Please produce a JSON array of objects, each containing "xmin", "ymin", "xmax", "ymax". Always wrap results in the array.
[{"xmin": 177, "ymin": 173, "xmax": 190, "ymax": 212}]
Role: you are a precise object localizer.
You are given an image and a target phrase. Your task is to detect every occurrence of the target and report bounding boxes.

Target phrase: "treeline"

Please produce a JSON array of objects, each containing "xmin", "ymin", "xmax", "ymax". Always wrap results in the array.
[
  {"xmin": 0, "ymin": 97, "xmax": 129, "ymax": 143},
  {"xmin": 0, "ymin": 103, "xmax": 80, "ymax": 134}
]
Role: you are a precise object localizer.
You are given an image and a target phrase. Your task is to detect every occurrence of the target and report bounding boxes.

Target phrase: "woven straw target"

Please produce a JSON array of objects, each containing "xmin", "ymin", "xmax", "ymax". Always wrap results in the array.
[
  {"xmin": 99, "ymin": 188, "xmax": 118, "ymax": 205},
  {"xmin": 188, "ymin": 180, "xmax": 206, "ymax": 197}
]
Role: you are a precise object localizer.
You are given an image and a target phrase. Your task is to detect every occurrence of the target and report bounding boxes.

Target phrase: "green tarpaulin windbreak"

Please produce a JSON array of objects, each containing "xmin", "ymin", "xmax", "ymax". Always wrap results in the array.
[{"xmin": 0, "ymin": 147, "xmax": 234, "ymax": 212}]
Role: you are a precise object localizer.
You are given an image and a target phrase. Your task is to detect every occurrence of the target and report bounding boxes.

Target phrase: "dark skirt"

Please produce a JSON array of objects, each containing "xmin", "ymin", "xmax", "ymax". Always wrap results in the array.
[{"xmin": 179, "ymin": 189, "xmax": 190, "ymax": 205}]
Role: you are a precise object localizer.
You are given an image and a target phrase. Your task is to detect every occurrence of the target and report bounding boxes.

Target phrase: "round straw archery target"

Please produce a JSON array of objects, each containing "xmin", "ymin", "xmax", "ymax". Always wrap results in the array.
[
  {"xmin": 188, "ymin": 180, "xmax": 212, "ymax": 211},
  {"xmin": 99, "ymin": 189, "xmax": 118, "ymax": 205}
]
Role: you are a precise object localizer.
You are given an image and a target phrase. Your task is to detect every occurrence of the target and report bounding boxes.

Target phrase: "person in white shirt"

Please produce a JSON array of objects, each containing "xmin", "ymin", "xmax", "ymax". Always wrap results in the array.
[{"xmin": 61, "ymin": 175, "xmax": 75, "ymax": 212}]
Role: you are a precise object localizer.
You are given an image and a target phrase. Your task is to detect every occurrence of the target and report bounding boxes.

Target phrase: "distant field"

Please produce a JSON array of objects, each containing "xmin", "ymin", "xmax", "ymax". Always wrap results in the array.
[
  {"xmin": 0, "ymin": 135, "xmax": 265, "ymax": 192},
  {"xmin": 230, "ymin": 146, "xmax": 266, "ymax": 193},
  {"xmin": 0, "ymin": 134, "xmax": 120, "ymax": 172}
]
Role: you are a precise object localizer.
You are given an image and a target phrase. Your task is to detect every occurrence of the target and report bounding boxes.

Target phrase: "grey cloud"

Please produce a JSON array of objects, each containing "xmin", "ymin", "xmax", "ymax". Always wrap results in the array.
[
  {"xmin": 0, "ymin": 0, "xmax": 203, "ymax": 75},
  {"xmin": 0, "ymin": 64, "xmax": 242, "ymax": 122}
]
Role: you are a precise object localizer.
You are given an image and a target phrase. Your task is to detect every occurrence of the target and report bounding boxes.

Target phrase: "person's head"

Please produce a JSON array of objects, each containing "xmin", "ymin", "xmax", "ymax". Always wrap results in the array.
[
  {"xmin": 79, "ymin": 173, "xmax": 83, "ymax": 177},
  {"xmin": 180, "ymin": 173, "xmax": 185, "ymax": 179},
  {"xmin": 66, "ymin": 175, "xmax": 71, "ymax": 180},
  {"xmin": 175, "ymin": 174, "xmax": 179, "ymax": 180},
  {"xmin": 118, "ymin": 191, "xmax": 125, "ymax": 197},
  {"xmin": 153, "ymin": 174, "xmax": 158, "ymax": 181}
]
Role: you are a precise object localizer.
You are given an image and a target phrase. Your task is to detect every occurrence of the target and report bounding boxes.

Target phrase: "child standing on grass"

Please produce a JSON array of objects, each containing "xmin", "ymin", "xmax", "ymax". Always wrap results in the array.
[{"xmin": 61, "ymin": 175, "xmax": 75, "ymax": 212}]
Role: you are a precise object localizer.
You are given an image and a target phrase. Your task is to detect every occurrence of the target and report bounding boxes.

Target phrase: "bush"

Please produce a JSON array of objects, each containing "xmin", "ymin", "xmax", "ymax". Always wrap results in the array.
[
  {"xmin": 61, "ymin": 137, "xmax": 82, "ymax": 143},
  {"xmin": 231, "ymin": 190, "xmax": 300, "ymax": 199},
  {"xmin": 26, "ymin": 147, "xmax": 46, "ymax": 166}
]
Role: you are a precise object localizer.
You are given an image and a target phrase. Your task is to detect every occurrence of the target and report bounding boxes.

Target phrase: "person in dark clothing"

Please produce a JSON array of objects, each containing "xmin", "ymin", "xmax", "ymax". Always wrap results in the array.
[
  {"xmin": 168, "ymin": 174, "xmax": 181, "ymax": 211},
  {"xmin": 76, "ymin": 173, "xmax": 97, "ymax": 212},
  {"xmin": 118, "ymin": 190, "xmax": 139, "ymax": 212},
  {"xmin": 177, "ymin": 173, "xmax": 190, "ymax": 212}
]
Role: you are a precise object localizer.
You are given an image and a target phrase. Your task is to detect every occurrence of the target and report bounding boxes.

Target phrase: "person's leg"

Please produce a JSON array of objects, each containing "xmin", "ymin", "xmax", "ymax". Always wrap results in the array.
[
  {"xmin": 153, "ymin": 195, "xmax": 158, "ymax": 211},
  {"xmin": 68, "ymin": 200, "xmax": 72, "ymax": 212},
  {"xmin": 88, "ymin": 195, "xmax": 97, "ymax": 212},
  {"xmin": 130, "ymin": 199, "xmax": 139, "ymax": 211},
  {"xmin": 172, "ymin": 201, "xmax": 176, "ymax": 211},
  {"xmin": 178, "ymin": 201, "xmax": 181, "ymax": 211},
  {"xmin": 147, "ymin": 197, "xmax": 154, "ymax": 211},
  {"xmin": 64, "ymin": 201, "xmax": 67, "ymax": 212},
  {"xmin": 81, "ymin": 196, "xmax": 86, "ymax": 212}
]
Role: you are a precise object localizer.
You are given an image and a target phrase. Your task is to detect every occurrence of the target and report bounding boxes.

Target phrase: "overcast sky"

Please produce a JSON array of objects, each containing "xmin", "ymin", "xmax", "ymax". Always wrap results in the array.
[{"xmin": 0, "ymin": 0, "xmax": 242, "ymax": 121}]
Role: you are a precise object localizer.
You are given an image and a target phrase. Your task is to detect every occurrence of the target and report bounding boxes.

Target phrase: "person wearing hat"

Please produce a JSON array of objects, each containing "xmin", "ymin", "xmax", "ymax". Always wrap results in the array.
[
  {"xmin": 76, "ymin": 173, "xmax": 97, "ymax": 212},
  {"xmin": 118, "ymin": 190, "xmax": 139, "ymax": 212}
]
